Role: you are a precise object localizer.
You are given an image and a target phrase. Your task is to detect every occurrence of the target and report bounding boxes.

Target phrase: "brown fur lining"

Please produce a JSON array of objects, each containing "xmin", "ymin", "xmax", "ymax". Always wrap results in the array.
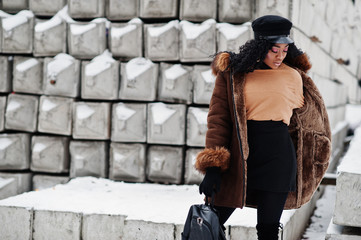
[
  {"xmin": 288, "ymin": 53, "xmax": 312, "ymax": 73},
  {"xmin": 211, "ymin": 52, "xmax": 230, "ymax": 76},
  {"xmin": 195, "ymin": 147, "xmax": 230, "ymax": 174}
]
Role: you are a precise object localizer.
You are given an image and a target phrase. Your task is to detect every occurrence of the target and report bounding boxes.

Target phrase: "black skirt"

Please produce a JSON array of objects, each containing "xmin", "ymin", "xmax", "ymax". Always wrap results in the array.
[{"xmin": 246, "ymin": 120, "xmax": 297, "ymax": 192}]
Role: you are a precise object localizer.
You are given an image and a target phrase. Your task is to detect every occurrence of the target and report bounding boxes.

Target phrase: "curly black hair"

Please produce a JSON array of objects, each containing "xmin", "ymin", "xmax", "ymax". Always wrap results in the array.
[{"xmin": 227, "ymin": 39, "xmax": 304, "ymax": 74}]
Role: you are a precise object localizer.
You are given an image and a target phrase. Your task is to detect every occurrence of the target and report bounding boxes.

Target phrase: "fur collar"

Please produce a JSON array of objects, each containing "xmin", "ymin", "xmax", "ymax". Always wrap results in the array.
[{"xmin": 211, "ymin": 52, "xmax": 312, "ymax": 75}]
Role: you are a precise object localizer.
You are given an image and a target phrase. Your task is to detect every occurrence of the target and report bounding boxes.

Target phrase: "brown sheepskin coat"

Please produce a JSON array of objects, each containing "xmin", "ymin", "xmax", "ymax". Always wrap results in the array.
[{"xmin": 195, "ymin": 52, "xmax": 332, "ymax": 209}]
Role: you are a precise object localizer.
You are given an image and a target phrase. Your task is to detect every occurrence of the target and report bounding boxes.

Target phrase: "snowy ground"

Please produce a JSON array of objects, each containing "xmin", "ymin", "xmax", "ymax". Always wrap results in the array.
[{"xmin": 301, "ymin": 186, "xmax": 336, "ymax": 240}]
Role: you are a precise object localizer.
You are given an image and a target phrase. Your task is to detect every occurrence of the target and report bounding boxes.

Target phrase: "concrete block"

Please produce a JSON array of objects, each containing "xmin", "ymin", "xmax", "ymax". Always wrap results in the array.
[
  {"xmin": 109, "ymin": 143, "xmax": 146, "ymax": 183},
  {"xmin": 43, "ymin": 53, "xmax": 81, "ymax": 98},
  {"xmin": 144, "ymin": 20, "xmax": 179, "ymax": 61},
  {"xmin": 73, "ymin": 102, "xmax": 111, "ymax": 140},
  {"xmin": 38, "ymin": 96, "xmax": 73, "ymax": 135},
  {"xmin": 0, "ymin": 96, "xmax": 6, "ymax": 131},
  {"xmin": 106, "ymin": 0, "xmax": 139, "ymax": 20},
  {"xmin": 139, "ymin": 0, "xmax": 178, "ymax": 18},
  {"xmin": 0, "ymin": 172, "xmax": 32, "ymax": 194},
  {"xmin": 68, "ymin": 19, "xmax": 107, "ymax": 59},
  {"xmin": 119, "ymin": 58, "xmax": 158, "ymax": 101},
  {"xmin": 0, "ymin": 56, "xmax": 12, "ymax": 93},
  {"xmin": 33, "ymin": 15, "xmax": 67, "ymax": 56},
  {"xmin": 31, "ymin": 136, "xmax": 70, "ymax": 174},
  {"xmin": 255, "ymin": 0, "xmax": 290, "ymax": 19},
  {"xmin": 294, "ymin": 0, "xmax": 314, "ymax": 36},
  {"xmin": 29, "ymin": 0, "xmax": 67, "ymax": 16},
  {"xmin": 0, "ymin": 206, "xmax": 33, "ymax": 239},
  {"xmin": 82, "ymin": 214, "xmax": 125, "ymax": 240},
  {"xmin": 217, "ymin": 22, "xmax": 252, "ymax": 53},
  {"xmin": 68, "ymin": 0, "xmax": 105, "ymax": 19},
  {"xmin": 123, "ymin": 219, "xmax": 175, "ymax": 240},
  {"xmin": 186, "ymin": 107, "xmax": 208, "ymax": 147},
  {"xmin": 13, "ymin": 57, "xmax": 43, "ymax": 94},
  {"xmin": 179, "ymin": 19, "xmax": 216, "ymax": 62},
  {"xmin": 5, "ymin": 94, "xmax": 38, "ymax": 132},
  {"xmin": 218, "ymin": 0, "xmax": 252, "ymax": 23},
  {"xmin": 192, "ymin": 65, "xmax": 216, "ymax": 104},
  {"xmin": 111, "ymin": 103, "xmax": 147, "ymax": 142},
  {"xmin": 109, "ymin": 18, "xmax": 143, "ymax": 59},
  {"xmin": 1, "ymin": 0, "xmax": 28, "ymax": 12},
  {"xmin": 0, "ymin": 10, "xmax": 34, "ymax": 53},
  {"xmin": 326, "ymin": 218, "xmax": 361, "ymax": 240},
  {"xmin": 0, "ymin": 134, "xmax": 31, "ymax": 170},
  {"xmin": 33, "ymin": 210, "xmax": 82, "ymax": 240},
  {"xmin": 334, "ymin": 128, "xmax": 361, "ymax": 227},
  {"xmin": 147, "ymin": 102, "xmax": 186, "ymax": 145},
  {"xmin": 0, "ymin": 177, "xmax": 17, "ymax": 200},
  {"xmin": 69, "ymin": 140, "xmax": 108, "ymax": 178},
  {"xmin": 184, "ymin": 148, "xmax": 203, "ymax": 184},
  {"xmin": 81, "ymin": 51, "xmax": 119, "ymax": 100},
  {"xmin": 310, "ymin": 14, "xmax": 332, "ymax": 53},
  {"xmin": 180, "ymin": 0, "xmax": 217, "ymax": 21},
  {"xmin": 158, "ymin": 63, "xmax": 193, "ymax": 104},
  {"xmin": 147, "ymin": 145, "xmax": 183, "ymax": 184},
  {"xmin": 32, "ymin": 175, "xmax": 70, "ymax": 191}
]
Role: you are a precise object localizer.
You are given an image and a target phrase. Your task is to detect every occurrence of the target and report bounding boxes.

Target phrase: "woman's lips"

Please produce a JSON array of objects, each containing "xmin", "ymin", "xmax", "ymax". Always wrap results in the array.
[{"xmin": 274, "ymin": 62, "xmax": 281, "ymax": 67}]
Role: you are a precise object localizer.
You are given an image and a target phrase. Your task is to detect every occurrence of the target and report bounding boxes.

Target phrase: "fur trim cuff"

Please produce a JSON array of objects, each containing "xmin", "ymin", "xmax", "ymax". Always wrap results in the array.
[
  {"xmin": 211, "ymin": 52, "xmax": 230, "ymax": 76},
  {"xmin": 195, "ymin": 147, "xmax": 231, "ymax": 174}
]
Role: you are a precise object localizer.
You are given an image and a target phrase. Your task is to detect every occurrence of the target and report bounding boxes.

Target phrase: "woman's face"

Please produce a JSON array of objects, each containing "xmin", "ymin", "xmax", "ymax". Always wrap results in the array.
[{"xmin": 263, "ymin": 43, "xmax": 289, "ymax": 69}]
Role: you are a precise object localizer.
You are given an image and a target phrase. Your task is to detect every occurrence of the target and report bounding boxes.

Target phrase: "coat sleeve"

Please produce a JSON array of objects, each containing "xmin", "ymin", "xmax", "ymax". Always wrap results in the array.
[{"xmin": 195, "ymin": 72, "xmax": 232, "ymax": 174}]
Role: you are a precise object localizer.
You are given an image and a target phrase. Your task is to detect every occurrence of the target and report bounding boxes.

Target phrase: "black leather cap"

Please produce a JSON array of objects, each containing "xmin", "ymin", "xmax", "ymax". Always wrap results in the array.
[{"xmin": 252, "ymin": 15, "xmax": 294, "ymax": 44}]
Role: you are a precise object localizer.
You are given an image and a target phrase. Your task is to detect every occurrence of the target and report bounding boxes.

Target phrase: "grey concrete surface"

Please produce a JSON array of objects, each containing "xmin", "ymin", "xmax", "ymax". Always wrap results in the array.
[
  {"xmin": 29, "ymin": 0, "xmax": 66, "ymax": 16},
  {"xmin": 81, "ymin": 53, "xmax": 119, "ymax": 100},
  {"xmin": 144, "ymin": 21, "xmax": 180, "ymax": 61},
  {"xmin": 69, "ymin": 141, "xmax": 108, "ymax": 178},
  {"xmin": 13, "ymin": 56, "xmax": 43, "ymax": 94},
  {"xmin": 158, "ymin": 63, "xmax": 193, "ymax": 104},
  {"xmin": 140, "ymin": 0, "xmax": 178, "ymax": 18},
  {"xmin": 38, "ymin": 95, "xmax": 74, "ymax": 136},
  {"xmin": 109, "ymin": 19, "xmax": 143, "ymax": 59},
  {"xmin": 68, "ymin": 19, "xmax": 107, "ymax": 59},
  {"xmin": 30, "ymin": 136, "xmax": 69, "ymax": 173},
  {"xmin": 119, "ymin": 58, "xmax": 158, "ymax": 101},
  {"xmin": 72, "ymin": 102, "xmax": 111, "ymax": 140},
  {"xmin": 33, "ymin": 16, "xmax": 67, "ymax": 56},
  {"xmin": 0, "ymin": 134, "xmax": 31, "ymax": 170},
  {"xmin": 109, "ymin": 143, "xmax": 146, "ymax": 183},
  {"xmin": 147, "ymin": 145, "xmax": 183, "ymax": 184},
  {"xmin": 147, "ymin": 102, "xmax": 186, "ymax": 145},
  {"xmin": 106, "ymin": 0, "xmax": 139, "ymax": 20},
  {"xmin": 111, "ymin": 103, "xmax": 147, "ymax": 143},
  {"xmin": 68, "ymin": 0, "xmax": 105, "ymax": 19},
  {"xmin": 5, "ymin": 94, "xmax": 39, "ymax": 132},
  {"xmin": 43, "ymin": 53, "xmax": 81, "ymax": 98}
]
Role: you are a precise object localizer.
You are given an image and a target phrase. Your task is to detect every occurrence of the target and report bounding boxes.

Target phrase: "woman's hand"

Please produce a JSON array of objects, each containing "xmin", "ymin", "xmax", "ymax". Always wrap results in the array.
[{"xmin": 199, "ymin": 167, "xmax": 221, "ymax": 197}]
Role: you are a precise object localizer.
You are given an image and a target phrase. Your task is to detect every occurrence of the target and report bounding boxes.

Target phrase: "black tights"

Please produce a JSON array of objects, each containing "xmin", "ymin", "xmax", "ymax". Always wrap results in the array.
[{"xmin": 215, "ymin": 190, "xmax": 289, "ymax": 226}]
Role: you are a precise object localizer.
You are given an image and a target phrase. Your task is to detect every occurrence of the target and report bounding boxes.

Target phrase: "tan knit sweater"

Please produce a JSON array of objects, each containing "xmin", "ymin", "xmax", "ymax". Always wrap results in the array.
[{"xmin": 244, "ymin": 63, "xmax": 304, "ymax": 125}]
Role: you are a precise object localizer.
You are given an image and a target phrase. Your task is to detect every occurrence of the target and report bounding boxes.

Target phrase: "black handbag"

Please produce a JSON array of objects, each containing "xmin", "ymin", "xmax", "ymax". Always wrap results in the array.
[{"xmin": 181, "ymin": 196, "xmax": 226, "ymax": 240}]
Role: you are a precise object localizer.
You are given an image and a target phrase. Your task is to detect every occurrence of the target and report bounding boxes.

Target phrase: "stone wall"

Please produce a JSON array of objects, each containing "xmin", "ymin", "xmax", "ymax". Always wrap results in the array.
[{"xmin": 0, "ymin": 0, "xmax": 360, "ymax": 197}]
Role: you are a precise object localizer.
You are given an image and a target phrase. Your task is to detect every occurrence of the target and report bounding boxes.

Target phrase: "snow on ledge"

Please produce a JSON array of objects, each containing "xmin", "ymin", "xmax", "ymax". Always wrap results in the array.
[
  {"xmin": 337, "ymin": 126, "xmax": 361, "ymax": 174},
  {"xmin": 0, "ymin": 177, "xmax": 295, "ymax": 226}
]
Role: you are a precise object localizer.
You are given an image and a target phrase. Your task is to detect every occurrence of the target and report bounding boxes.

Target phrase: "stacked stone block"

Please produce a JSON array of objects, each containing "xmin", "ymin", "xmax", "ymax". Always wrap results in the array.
[
  {"xmin": 0, "ymin": 1, "xmax": 360, "ymax": 210},
  {"xmin": 325, "ymin": 126, "xmax": 361, "ymax": 238},
  {"xmin": 13, "ymin": 56, "xmax": 43, "ymax": 94},
  {"xmin": 109, "ymin": 18, "xmax": 143, "ymax": 59},
  {"xmin": 33, "ymin": 15, "xmax": 67, "ymax": 56}
]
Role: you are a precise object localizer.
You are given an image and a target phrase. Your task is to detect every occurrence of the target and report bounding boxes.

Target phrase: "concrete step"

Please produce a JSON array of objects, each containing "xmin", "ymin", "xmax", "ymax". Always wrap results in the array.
[
  {"xmin": 0, "ymin": 177, "xmax": 321, "ymax": 240},
  {"xmin": 333, "ymin": 127, "xmax": 361, "ymax": 228},
  {"xmin": 326, "ymin": 218, "xmax": 361, "ymax": 240}
]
